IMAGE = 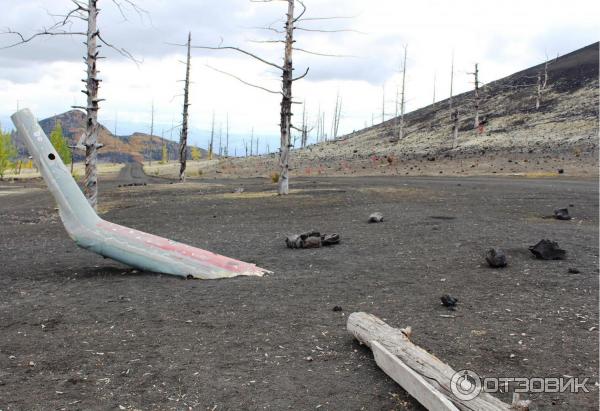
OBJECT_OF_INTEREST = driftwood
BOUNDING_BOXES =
[347,312,513,411]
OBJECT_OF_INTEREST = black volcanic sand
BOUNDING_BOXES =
[0,173,598,410]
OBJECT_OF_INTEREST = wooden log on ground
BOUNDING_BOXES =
[347,312,513,411]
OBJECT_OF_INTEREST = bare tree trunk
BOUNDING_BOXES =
[218,123,222,156]
[449,52,454,111]
[209,111,214,160]
[473,63,479,129]
[83,0,100,210]
[277,0,295,195]
[333,93,342,139]
[179,32,191,182]
[250,128,254,156]
[381,84,385,123]
[536,58,549,110]
[452,109,459,148]
[148,101,154,166]
[301,102,307,148]
[535,71,541,110]
[225,113,229,157]
[256,137,259,155]
[398,45,407,140]
[432,72,436,106]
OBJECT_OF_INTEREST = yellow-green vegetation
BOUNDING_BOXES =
[191,146,201,161]
[49,120,72,164]
[0,127,17,180]
[160,144,168,164]
[270,171,280,183]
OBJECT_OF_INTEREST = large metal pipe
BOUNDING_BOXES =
[11,108,270,279]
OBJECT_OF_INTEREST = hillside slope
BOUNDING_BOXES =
[17,110,209,163]
[209,42,598,179]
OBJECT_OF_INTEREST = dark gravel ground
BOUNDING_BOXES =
[0,171,598,410]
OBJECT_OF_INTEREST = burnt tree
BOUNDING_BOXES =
[1,0,141,210]
[179,32,192,182]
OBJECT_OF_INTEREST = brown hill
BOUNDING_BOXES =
[35,110,207,163]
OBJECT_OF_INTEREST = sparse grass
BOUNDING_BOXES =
[3,162,124,180]
[142,160,216,178]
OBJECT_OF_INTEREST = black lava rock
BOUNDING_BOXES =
[441,294,458,309]
[554,208,571,220]
[368,212,384,223]
[485,248,507,268]
[529,239,566,260]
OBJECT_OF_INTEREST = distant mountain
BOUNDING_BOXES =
[23,110,210,163]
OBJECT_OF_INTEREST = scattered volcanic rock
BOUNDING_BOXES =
[568,268,580,274]
[332,306,343,312]
[368,212,384,223]
[285,231,340,249]
[554,208,571,220]
[485,248,507,268]
[529,239,566,260]
[440,294,458,310]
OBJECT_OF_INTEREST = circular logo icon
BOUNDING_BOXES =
[450,369,482,401]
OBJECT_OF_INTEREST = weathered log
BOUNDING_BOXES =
[347,312,512,411]
[371,341,459,411]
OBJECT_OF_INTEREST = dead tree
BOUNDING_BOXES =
[1,0,141,210]
[470,63,480,128]
[432,72,436,106]
[449,51,454,111]
[451,108,459,148]
[186,0,348,194]
[209,111,215,160]
[449,52,458,144]
[430,73,436,129]
[300,102,313,147]
[256,137,259,155]
[179,32,191,182]
[331,92,342,139]
[535,57,550,110]
[148,101,154,166]
[381,84,386,123]
[250,128,254,156]
[398,45,408,140]
[218,123,222,156]
[225,114,230,157]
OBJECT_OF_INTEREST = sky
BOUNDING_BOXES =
[0,0,598,155]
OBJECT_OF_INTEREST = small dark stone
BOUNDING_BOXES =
[568,268,580,274]
[554,208,571,220]
[485,248,507,268]
[332,306,343,312]
[557,168,564,174]
[303,236,322,249]
[321,233,340,246]
[368,212,384,223]
[441,294,458,309]
[529,239,566,260]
